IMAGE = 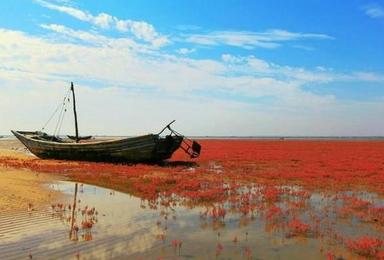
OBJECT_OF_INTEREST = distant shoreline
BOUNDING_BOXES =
[1,135,384,141]
[191,136,384,140]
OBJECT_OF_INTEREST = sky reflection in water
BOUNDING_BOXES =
[0,181,383,259]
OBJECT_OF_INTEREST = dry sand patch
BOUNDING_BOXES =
[0,162,64,213]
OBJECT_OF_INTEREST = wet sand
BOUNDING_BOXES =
[0,141,64,212]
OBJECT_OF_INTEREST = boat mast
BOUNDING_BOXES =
[70,82,79,143]
[69,183,78,240]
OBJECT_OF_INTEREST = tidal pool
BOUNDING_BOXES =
[0,181,383,259]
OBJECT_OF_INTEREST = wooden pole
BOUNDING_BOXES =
[70,82,79,143]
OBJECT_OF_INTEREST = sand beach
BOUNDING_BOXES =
[0,141,64,212]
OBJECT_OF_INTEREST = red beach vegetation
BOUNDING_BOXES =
[1,139,384,257]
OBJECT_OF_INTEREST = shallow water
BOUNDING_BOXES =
[0,181,383,259]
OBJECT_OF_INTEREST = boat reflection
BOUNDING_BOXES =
[49,183,98,243]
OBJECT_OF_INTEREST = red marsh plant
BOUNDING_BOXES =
[2,140,384,257]
[346,236,383,258]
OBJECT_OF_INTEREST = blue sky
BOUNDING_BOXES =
[0,0,383,135]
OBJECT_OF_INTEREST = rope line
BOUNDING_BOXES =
[41,102,63,132]
[56,99,68,137]
[41,87,71,136]
[53,96,66,136]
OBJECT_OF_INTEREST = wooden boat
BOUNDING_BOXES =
[67,135,92,141]
[12,130,184,162]
[12,83,200,162]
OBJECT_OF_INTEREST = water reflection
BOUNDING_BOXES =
[48,183,99,243]
[0,181,383,259]
[69,182,78,241]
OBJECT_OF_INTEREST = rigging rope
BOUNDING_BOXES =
[41,102,63,132]
[53,94,69,137]
[41,88,71,136]
[56,97,69,137]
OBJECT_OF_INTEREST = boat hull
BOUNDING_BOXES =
[11,131,183,163]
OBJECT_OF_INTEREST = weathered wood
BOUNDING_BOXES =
[12,130,183,162]
[67,135,92,141]
[70,82,79,143]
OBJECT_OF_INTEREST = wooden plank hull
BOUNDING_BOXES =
[11,130,183,163]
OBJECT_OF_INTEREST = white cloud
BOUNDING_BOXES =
[35,0,168,47]
[119,20,153,40]
[354,72,384,81]
[93,13,114,29]
[115,19,169,47]
[2,80,384,136]
[35,1,332,51]
[221,54,336,83]
[40,23,155,53]
[363,4,384,18]
[0,28,383,136]
[35,0,92,21]
[264,29,333,40]
[176,48,195,55]
[222,54,270,72]
[41,24,106,43]
[185,29,333,49]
